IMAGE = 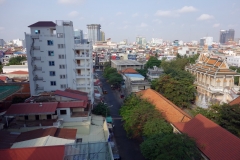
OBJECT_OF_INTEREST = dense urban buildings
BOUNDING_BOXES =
[25,20,94,102]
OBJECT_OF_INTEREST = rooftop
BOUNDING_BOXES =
[28,21,56,27]
[0,85,22,101]
[121,68,138,74]
[5,102,58,116]
[125,74,145,78]
[57,101,87,108]
[54,90,88,101]
[7,71,29,74]
[173,114,240,160]
[138,89,192,123]
[111,60,143,65]
[0,130,19,149]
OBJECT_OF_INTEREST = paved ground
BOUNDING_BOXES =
[97,71,145,160]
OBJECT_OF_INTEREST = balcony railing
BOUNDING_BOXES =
[33,46,40,50]
[31,35,39,39]
[75,54,90,58]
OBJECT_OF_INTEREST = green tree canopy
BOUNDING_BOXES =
[120,94,165,138]
[140,133,201,160]
[92,102,110,117]
[145,56,161,69]
[8,56,26,65]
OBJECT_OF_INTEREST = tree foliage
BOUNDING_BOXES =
[152,56,197,108]
[137,56,161,78]
[8,56,26,65]
[140,133,201,160]
[92,102,110,117]
[120,94,170,138]
[229,66,240,85]
[191,104,240,137]
[103,66,123,86]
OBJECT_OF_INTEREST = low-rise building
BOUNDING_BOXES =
[226,56,240,67]
[111,60,144,71]
[2,65,28,73]
[147,66,163,81]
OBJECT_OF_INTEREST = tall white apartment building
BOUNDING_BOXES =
[87,24,101,44]
[25,20,94,102]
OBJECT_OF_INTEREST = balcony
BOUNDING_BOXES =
[75,54,90,59]
[32,57,41,61]
[33,75,43,81]
[76,74,90,78]
[33,66,42,71]
[74,44,91,50]
[75,63,90,68]
[76,83,91,88]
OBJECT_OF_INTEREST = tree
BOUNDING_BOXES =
[108,72,123,86]
[103,67,117,78]
[12,96,27,104]
[140,133,201,160]
[120,95,163,138]
[143,118,172,137]
[145,56,161,69]
[92,102,110,117]
[8,56,26,65]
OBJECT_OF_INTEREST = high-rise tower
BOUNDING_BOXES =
[87,24,101,44]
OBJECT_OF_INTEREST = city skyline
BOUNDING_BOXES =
[0,0,240,42]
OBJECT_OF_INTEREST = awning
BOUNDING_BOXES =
[106,116,113,123]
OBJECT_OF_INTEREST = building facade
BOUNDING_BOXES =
[87,24,101,44]
[74,29,83,44]
[100,31,105,41]
[25,20,94,102]
[185,53,240,108]
[219,29,235,44]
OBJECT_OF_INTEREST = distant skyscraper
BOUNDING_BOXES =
[151,38,163,45]
[0,39,5,47]
[100,31,105,41]
[200,37,213,46]
[87,24,101,44]
[136,36,146,45]
[219,29,235,44]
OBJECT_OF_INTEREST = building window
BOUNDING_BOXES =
[48,51,54,56]
[59,55,65,59]
[35,30,40,34]
[60,110,67,115]
[60,75,66,79]
[50,81,56,86]
[76,138,82,143]
[59,65,66,69]
[58,44,65,48]
[61,84,67,88]
[47,40,54,45]
[57,33,64,38]
[49,61,55,66]
[49,71,55,76]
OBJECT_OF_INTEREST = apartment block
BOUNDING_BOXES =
[25,20,94,102]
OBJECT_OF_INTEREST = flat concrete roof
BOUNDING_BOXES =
[111,60,143,65]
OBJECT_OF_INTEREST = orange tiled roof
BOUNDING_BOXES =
[138,89,192,123]
[8,71,29,74]
[173,114,240,160]
[122,68,138,74]
[229,96,240,105]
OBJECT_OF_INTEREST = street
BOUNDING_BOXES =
[97,71,145,160]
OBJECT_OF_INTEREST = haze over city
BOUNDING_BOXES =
[0,0,239,42]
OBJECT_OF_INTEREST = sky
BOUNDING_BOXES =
[0,0,240,43]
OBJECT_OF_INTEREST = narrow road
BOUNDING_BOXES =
[97,71,145,160]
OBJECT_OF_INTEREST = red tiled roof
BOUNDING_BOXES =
[8,71,29,74]
[15,127,77,142]
[54,128,77,140]
[15,128,57,142]
[229,96,240,105]
[57,101,87,108]
[55,90,88,101]
[138,89,192,123]
[5,102,58,116]
[122,68,138,74]
[0,145,65,160]
[65,88,88,95]
[28,21,56,27]
[0,76,7,81]
[173,114,240,160]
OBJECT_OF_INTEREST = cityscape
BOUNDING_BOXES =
[0,0,240,160]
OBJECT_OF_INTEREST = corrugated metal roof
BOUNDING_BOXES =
[173,114,240,160]
[5,102,58,116]
[11,136,75,148]
[55,90,88,101]
[58,101,87,108]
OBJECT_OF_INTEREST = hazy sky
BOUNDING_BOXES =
[0,0,239,43]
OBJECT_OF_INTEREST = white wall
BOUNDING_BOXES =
[57,108,88,122]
